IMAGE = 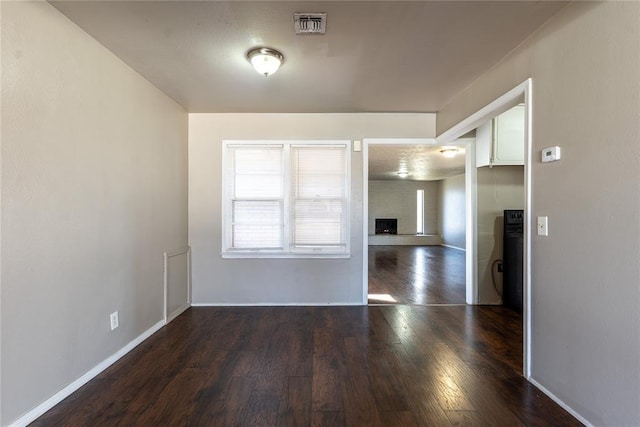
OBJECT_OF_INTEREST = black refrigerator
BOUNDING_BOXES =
[503,210,523,313]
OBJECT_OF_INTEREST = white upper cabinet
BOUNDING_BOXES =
[476,104,525,167]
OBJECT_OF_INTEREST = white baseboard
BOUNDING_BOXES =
[9,320,166,427]
[528,377,592,427]
[191,302,363,307]
[441,244,465,251]
[167,303,191,323]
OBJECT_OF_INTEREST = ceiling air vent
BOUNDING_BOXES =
[294,13,326,35]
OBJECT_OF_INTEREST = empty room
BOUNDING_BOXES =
[2,1,639,426]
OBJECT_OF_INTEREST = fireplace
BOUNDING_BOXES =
[375,218,398,235]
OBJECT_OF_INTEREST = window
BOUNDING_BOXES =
[228,146,283,249]
[223,141,350,257]
[416,189,424,234]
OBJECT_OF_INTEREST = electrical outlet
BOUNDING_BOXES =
[110,311,119,331]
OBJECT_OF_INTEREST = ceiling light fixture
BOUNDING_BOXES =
[440,147,459,158]
[397,171,409,178]
[247,47,284,77]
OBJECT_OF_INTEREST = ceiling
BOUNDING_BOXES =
[49,1,559,181]
[49,1,567,113]
[369,143,466,181]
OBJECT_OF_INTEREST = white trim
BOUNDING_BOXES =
[187,244,192,310]
[9,320,166,427]
[283,143,291,252]
[416,189,425,234]
[165,246,190,258]
[464,140,478,304]
[436,78,533,379]
[167,303,191,323]
[523,81,533,378]
[221,139,232,252]
[221,252,350,259]
[221,140,351,257]
[528,378,593,427]
[163,246,191,324]
[191,302,362,307]
[362,138,437,146]
[436,80,531,144]
[163,252,168,320]
[362,141,370,305]
[441,244,465,252]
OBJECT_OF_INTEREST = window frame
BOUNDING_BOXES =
[416,189,425,235]
[222,140,351,259]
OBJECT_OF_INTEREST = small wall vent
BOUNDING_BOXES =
[294,13,326,34]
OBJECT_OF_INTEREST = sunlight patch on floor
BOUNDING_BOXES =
[368,293,397,303]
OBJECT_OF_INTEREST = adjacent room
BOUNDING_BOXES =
[367,142,468,305]
[2,1,639,426]
[367,103,526,308]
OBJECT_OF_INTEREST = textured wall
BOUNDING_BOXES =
[439,173,466,250]
[189,113,435,305]
[368,180,439,236]
[1,3,188,424]
[437,2,640,424]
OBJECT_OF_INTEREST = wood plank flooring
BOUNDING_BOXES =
[368,245,466,305]
[33,306,581,426]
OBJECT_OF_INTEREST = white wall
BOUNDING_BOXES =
[1,2,188,424]
[476,166,524,304]
[437,2,640,425]
[368,180,439,235]
[189,113,435,304]
[439,173,466,250]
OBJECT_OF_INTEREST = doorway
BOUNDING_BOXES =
[363,138,470,306]
[362,80,533,376]
[434,79,533,377]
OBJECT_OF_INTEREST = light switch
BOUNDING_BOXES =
[537,216,548,236]
[353,140,362,152]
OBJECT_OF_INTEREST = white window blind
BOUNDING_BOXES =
[223,141,350,257]
[228,146,283,249]
[291,146,347,251]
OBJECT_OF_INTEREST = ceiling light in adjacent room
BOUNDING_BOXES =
[397,171,409,178]
[247,47,284,77]
[440,147,459,158]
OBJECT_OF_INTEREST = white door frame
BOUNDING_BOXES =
[436,78,533,378]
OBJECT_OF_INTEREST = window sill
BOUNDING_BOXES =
[221,252,351,259]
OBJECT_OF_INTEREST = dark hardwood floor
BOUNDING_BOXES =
[368,245,466,305]
[33,306,580,426]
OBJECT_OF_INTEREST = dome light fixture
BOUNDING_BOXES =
[247,47,284,77]
[397,171,409,178]
[440,147,459,158]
